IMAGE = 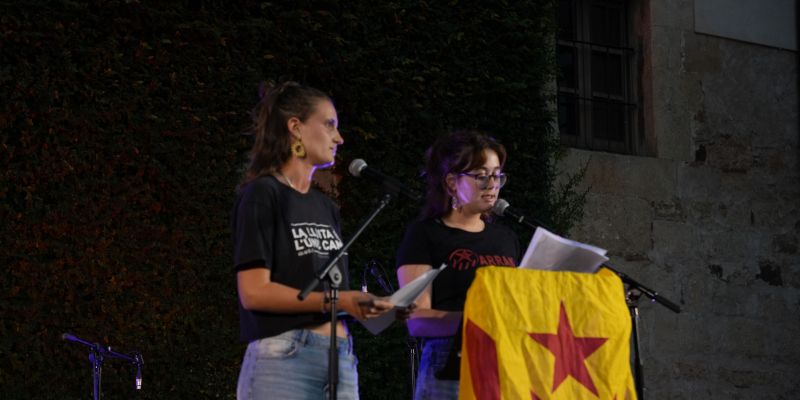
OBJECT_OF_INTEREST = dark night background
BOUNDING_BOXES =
[0,1,585,398]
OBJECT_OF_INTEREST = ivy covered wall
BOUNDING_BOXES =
[0,1,580,398]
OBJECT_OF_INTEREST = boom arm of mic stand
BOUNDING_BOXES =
[63,333,145,395]
[507,212,543,231]
[298,192,393,300]
[63,333,141,363]
[497,212,681,314]
[601,264,681,313]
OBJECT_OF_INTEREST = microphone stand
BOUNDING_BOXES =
[62,333,144,400]
[501,210,681,310]
[407,336,420,396]
[366,260,418,396]
[499,211,681,400]
[598,259,680,400]
[627,288,645,400]
[298,192,394,400]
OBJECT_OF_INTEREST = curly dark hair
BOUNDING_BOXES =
[421,130,507,219]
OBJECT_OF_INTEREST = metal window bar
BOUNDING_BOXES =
[557,0,637,154]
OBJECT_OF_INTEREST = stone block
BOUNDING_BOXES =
[708,316,800,362]
[568,193,653,259]
[705,136,753,173]
[670,359,711,382]
[771,233,798,254]
[651,26,686,73]
[715,362,798,394]
[749,196,800,230]
[557,148,678,200]
[682,198,756,229]
[642,356,706,399]
[637,259,683,290]
[696,42,797,147]
[652,197,686,222]
[652,82,695,161]
[702,228,766,260]
[673,161,714,199]
[684,34,723,74]
[684,200,716,224]
[648,353,800,399]
[708,283,798,324]
[753,146,799,179]
[679,267,721,310]
[720,200,760,229]
[676,163,760,204]
[782,258,800,289]
[651,220,698,259]
[651,0,694,30]
[643,308,713,354]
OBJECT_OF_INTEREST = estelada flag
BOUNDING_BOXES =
[459,267,636,400]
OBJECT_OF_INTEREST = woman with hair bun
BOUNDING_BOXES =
[232,81,396,400]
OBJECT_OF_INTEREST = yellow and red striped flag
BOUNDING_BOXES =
[459,267,636,400]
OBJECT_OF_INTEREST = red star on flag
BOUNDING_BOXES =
[529,301,608,396]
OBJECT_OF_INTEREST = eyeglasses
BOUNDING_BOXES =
[459,172,507,189]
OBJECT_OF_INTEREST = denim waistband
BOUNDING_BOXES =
[422,336,454,344]
[421,336,454,350]
[271,329,353,355]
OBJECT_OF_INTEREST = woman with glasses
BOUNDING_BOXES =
[395,130,520,400]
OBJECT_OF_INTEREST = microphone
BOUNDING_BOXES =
[361,266,368,292]
[348,159,421,202]
[361,260,395,294]
[61,332,95,349]
[135,353,143,390]
[62,332,78,342]
[368,261,395,294]
[491,199,543,231]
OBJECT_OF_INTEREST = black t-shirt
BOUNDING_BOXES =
[232,175,348,342]
[395,218,520,312]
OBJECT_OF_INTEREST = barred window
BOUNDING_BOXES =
[557,0,638,154]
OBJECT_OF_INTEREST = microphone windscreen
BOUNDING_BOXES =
[492,198,510,216]
[348,159,367,177]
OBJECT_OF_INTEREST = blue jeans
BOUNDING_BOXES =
[414,337,459,400]
[237,329,359,400]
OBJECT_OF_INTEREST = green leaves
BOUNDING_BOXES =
[0,1,586,399]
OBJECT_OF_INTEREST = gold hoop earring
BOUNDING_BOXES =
[291,139,306,158]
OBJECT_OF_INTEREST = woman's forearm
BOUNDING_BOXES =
[406,309,463,337]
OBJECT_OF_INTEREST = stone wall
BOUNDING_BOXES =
[556,1,799,398]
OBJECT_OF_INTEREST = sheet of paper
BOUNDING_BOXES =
[519,227,608,273]
[360,263,447,335]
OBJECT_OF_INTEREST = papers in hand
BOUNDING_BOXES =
[518,227,608,273]
[360,263,447,335]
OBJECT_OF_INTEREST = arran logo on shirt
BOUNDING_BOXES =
[290,222,343,257]
[448,249,515,271]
